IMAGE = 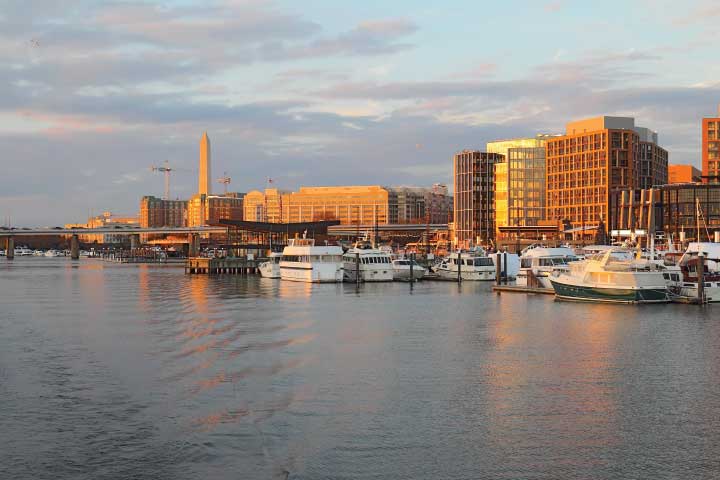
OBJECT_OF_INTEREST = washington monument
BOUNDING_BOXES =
[199,132,211,195]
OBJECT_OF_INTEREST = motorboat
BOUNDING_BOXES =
[343,240,393,282]
[392,258,426,281]
[279,237,344,283]
[259,252,282,279]
[676,242,720,302]
[44,249,62,257]
[549,247,672,304]
[517,246,578,288]
[14,247,34,256]
[433,250,496,281]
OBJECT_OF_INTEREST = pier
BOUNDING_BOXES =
[185,257,261,275]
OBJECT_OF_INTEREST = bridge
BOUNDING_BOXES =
[0,226,228,260]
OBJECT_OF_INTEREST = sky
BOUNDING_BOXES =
[2,0,720,226]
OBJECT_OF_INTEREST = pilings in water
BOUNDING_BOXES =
[6,236,14,260]
[70,234,80,260]
[185,257,260,275]
[188,234,200,258]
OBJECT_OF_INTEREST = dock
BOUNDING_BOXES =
[492,285,555,295]
[185,257,262,274]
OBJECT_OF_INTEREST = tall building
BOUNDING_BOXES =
[140,196,187,228]
[487,135,552,237]
[199,132,211,196]
[187,193,244,227]
[453,151,503,248]
[702,112,720,183]
[242,185,451,225]
[668,164,702,184]
[545,116,668,238]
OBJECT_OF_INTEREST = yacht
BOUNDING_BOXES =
[14,247,34,256]
[433,250,496,281]
[517,246,578,289]
[549,248,672,304]
[44,249,62,257]
[279,237,344,283]
[676,242,720,302]
[392,258,426,281]
[259,252,282,279]
[488,252,520,279]
[343,240,394,282]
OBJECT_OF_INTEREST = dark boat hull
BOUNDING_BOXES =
[550,279,670,304]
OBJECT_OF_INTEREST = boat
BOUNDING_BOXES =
[676,242,720,302]
[259,252,282,279]
[0,249,5,257]
[549,247,672,304]
[14,247,33,256]
[342,240,394,282]
[433,250,496,281]
[516,246,578,288]
[392,258,427,281]
[44,249,62,257]
[279,237,344,283]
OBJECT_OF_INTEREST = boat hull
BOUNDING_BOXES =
[550,279,670,304]
[679,284,720,303]
[434,268,495,281]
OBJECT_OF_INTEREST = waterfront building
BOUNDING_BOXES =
[702,111,720,183]
[453,150,503,248]
[64,212,139,243]
[487,135,552,238]
[668,164,702,184]
[546,116,668,240]
[140,196,187,228]
[611,183,720,245]
[199,132,211,196]
[187,193,244,227]
[243,185,450,226]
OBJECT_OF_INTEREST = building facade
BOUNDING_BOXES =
[64,212,139,243]
[140,196,187,228]
[545,116,668,238]
[702,116,720,183]
[453,150,503,248]
[668,164,702,184]
[611,184,720,245]
[187,193,244,227]
[488,136,551,236]
[242,185,451,226]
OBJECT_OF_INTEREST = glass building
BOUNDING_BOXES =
[487,136,551,238]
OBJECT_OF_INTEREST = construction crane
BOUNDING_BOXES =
[217,172,231,194]
[150,160,173,200]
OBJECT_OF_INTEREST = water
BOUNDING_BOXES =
[1,258,719,479]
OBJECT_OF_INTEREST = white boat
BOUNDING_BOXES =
[259,252,282,279]
[279,238,344,283]
[14,247,33,256]
[44,249,62,257]
[343,240,394,282]
[549,248,672,304]
[0,249,5,256]
[517,246,578,288]
[433,251,496,281]
[32,249,45,256]
[392,258,426,281]
[676,242,720,302]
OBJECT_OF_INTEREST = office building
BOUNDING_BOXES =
[546,116,668,239]
[243,185,451,226]
[702,112,720,183]
[668,164,702,184]
[187,193,244,227]
[487,135,552,237]
[453,150,503,247]
[140,196,187,228]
